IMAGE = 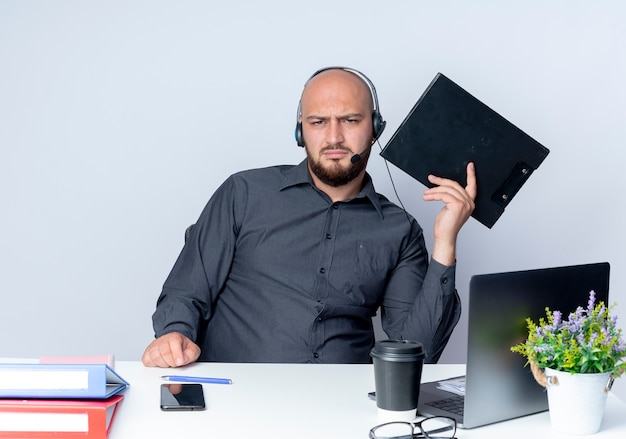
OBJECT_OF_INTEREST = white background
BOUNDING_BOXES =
[1,1,625,398]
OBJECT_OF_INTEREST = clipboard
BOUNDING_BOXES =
[380,73,550,228]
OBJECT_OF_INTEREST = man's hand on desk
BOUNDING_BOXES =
[142,332,201,367]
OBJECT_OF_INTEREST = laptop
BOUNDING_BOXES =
[417,262,610,429]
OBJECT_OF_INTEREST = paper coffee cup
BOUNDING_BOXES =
[370,339,426,421]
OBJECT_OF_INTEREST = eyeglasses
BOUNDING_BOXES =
[369,416,457,439]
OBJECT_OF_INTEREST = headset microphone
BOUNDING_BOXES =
[350,147,368,164]
[350,138,378,164]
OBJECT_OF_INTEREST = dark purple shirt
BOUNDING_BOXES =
[151,160,460,363]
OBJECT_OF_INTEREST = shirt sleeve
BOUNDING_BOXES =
[379,221,461,363]
[151,176,241,342]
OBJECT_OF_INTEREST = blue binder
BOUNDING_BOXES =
[0,363,129,399]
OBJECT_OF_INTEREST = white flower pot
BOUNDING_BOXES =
[544,367,614,435]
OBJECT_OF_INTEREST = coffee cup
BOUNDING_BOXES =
[370,339,426,422]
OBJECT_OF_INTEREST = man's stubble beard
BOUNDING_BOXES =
[307,146,370,187]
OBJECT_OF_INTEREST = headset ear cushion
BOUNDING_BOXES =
[294,121,304,147]
[372,112,386,141]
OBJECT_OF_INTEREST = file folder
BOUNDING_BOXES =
[39,354,115,369]
[0,394,123,439]
[0,363,128,399]
[380,73,550,228]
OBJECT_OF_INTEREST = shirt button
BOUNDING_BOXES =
[326,233,332,239]
[332,204,339,209]
[313,352,320,358]
[320,267,326,274]
[442,277,448,284]
[317,316,323,321]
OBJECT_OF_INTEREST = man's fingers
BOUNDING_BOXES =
[166,336,187,367]
[465,162,477,201]
[142,333,199,368]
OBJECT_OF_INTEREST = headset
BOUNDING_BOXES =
[294,66,386,147]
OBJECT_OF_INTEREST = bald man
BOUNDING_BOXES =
[143,67,476,367]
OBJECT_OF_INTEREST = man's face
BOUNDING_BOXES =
[299,70,374,187]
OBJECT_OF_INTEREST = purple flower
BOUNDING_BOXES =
[613,340,626,354]
[511,290,626,376]
[588,290,596,312]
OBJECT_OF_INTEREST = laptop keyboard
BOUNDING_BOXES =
[426,395,465,416]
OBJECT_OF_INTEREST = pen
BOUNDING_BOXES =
[161,375,233,385]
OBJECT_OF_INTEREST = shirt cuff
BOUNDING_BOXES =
[428,258,457,296]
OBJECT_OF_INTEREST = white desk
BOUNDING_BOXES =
[106,361,626,439]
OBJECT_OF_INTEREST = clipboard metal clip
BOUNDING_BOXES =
[491,161,534,209]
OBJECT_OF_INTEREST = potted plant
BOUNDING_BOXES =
[511,290,626,435]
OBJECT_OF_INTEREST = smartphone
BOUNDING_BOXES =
[160,383,206,411]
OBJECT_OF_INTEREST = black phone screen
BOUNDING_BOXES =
[160,383,206,411]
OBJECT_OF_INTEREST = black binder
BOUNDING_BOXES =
[380,73,550,228]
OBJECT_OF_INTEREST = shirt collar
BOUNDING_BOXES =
[280,159,384,219]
